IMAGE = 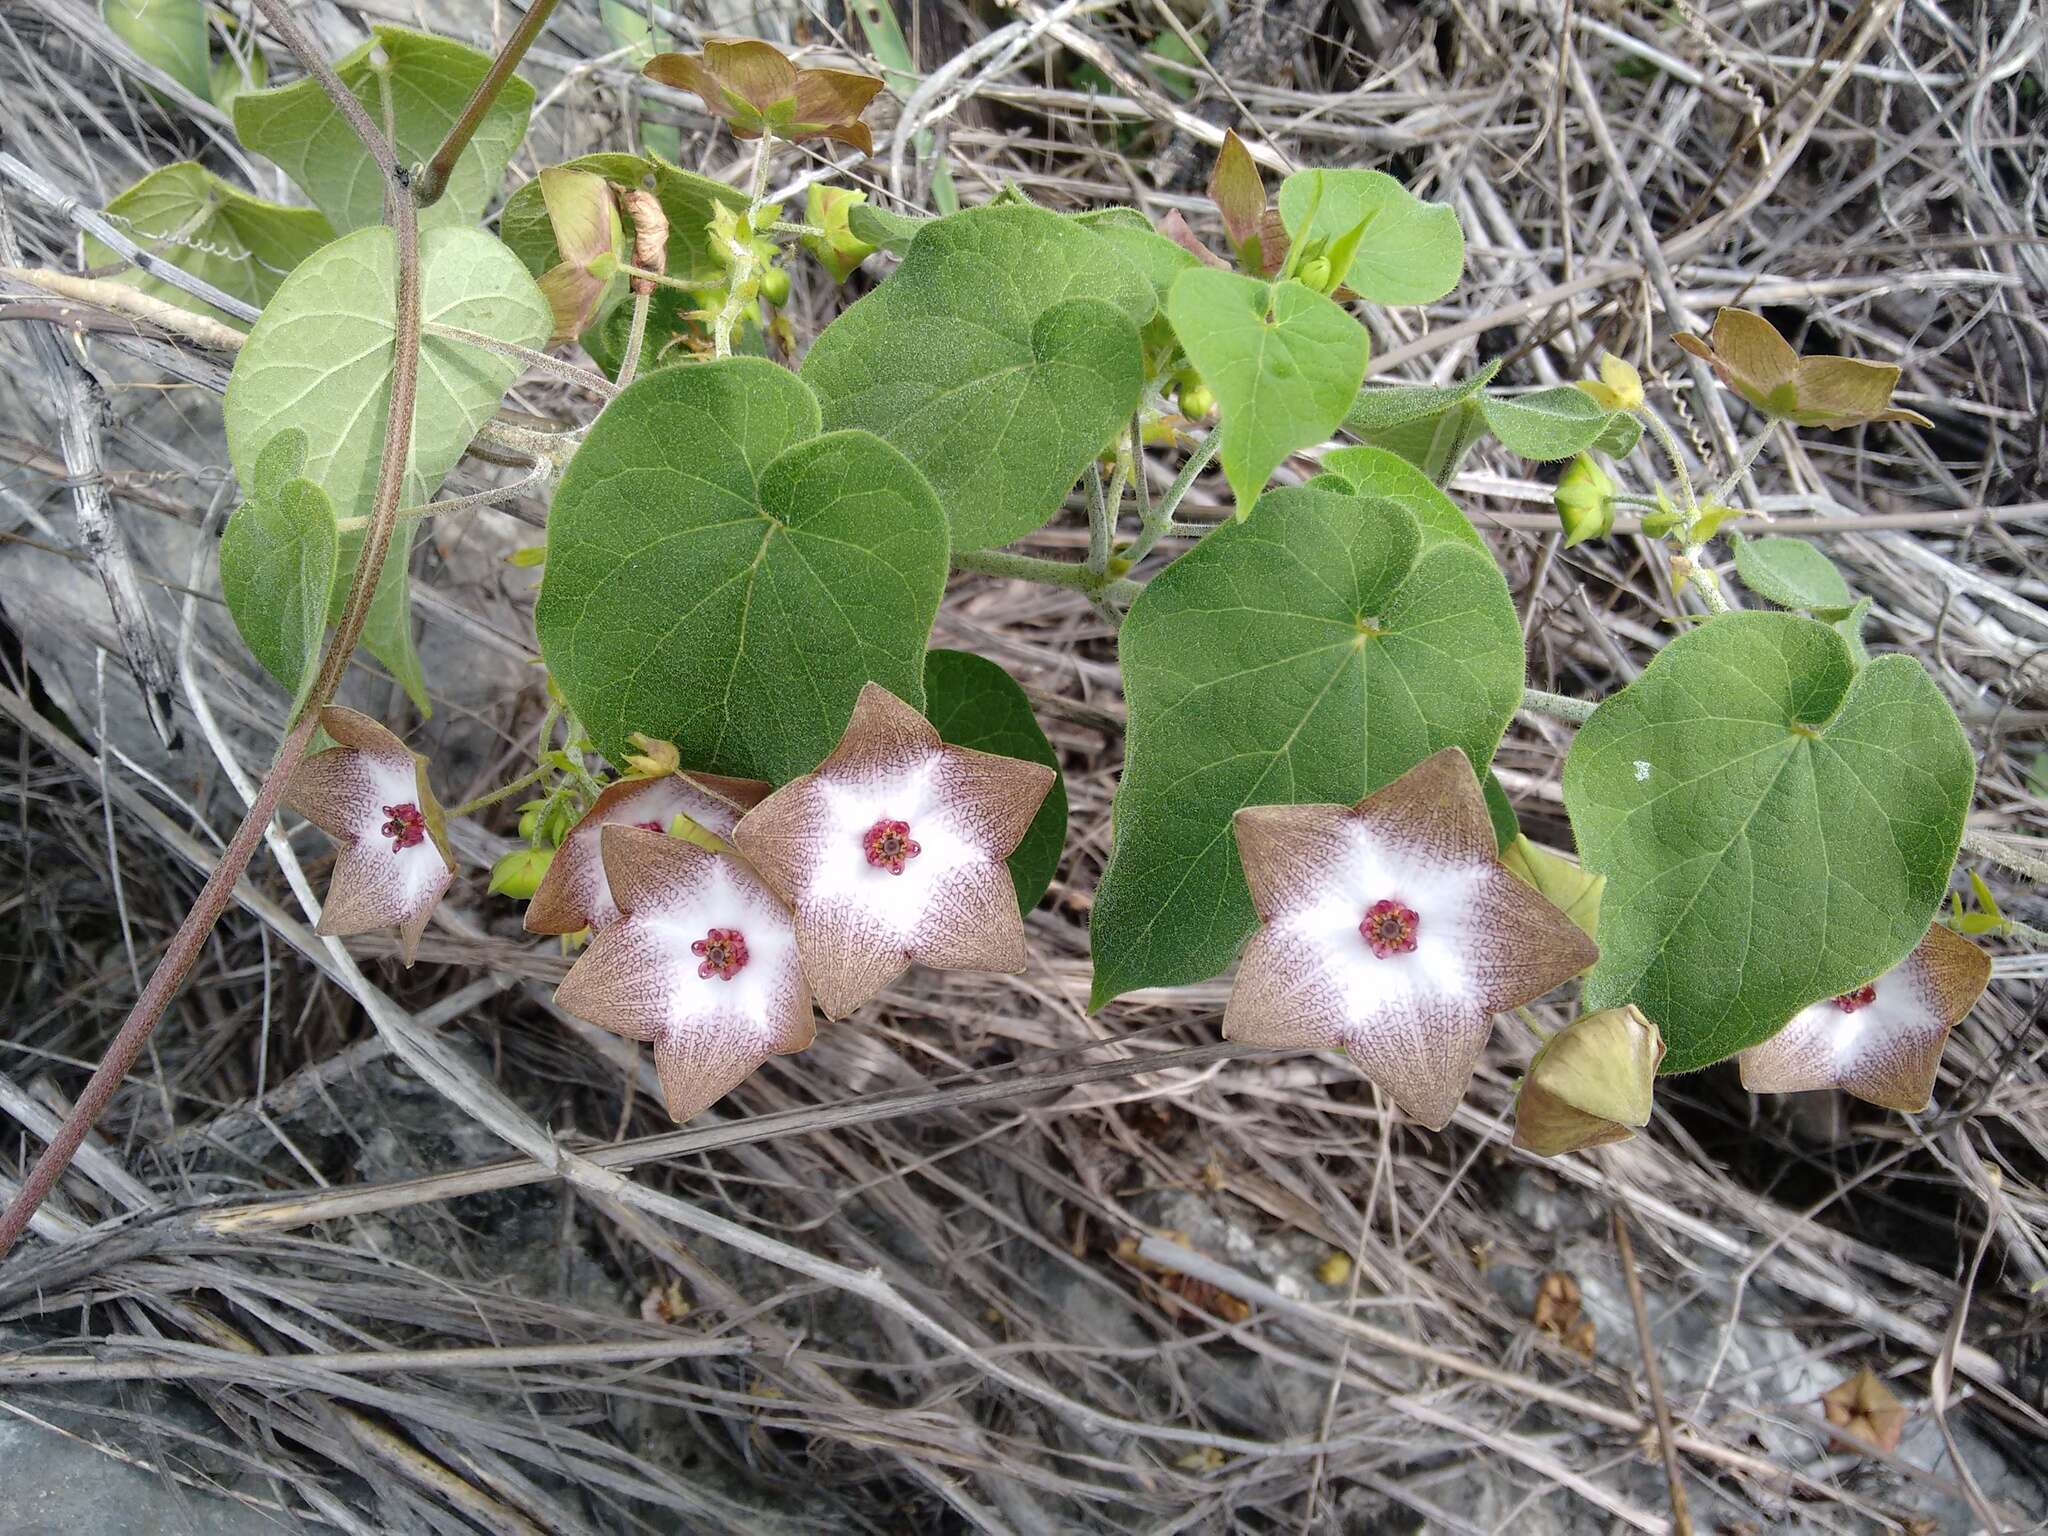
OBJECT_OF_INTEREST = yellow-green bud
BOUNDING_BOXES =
[1512,1006,1663,1157]
[517,804,542,842]
[1554,455,1616,548]
[489,846,554,900]
[761,266,790,307]
[1297,256,1332,292]
[1178,378,1216,419]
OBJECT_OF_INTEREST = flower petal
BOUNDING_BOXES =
[790,67,884,131]
[526,772,769,936]
[1738,924,1989,1111]
[734,682,1053,1018]
[555,826,812,1121]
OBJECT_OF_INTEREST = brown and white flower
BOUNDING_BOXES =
[733,683,1056,1020]
[285,706,455,967]
[525,770,769,936]
[1225,748,1600,1130]
[1738,923,1990,1112]
[555,826,813,1121]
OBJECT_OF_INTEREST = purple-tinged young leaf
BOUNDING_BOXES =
[526,770,771,936]
[555,826,813,1121]
[1738,923,1990,1112]
[284,707,454,967]
[1225,748,1599,1130]
[1208,130,1268,261]
[734,683,1055,1020]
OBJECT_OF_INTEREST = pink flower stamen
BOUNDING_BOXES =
[634,820,666,833]
[1360,898,1420,959]
[863,818,921,875]
[1832,983,1878,1013]
[380,802,426,852]
[690,927,749,981]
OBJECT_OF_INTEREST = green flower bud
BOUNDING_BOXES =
[1178,377,1216,419]
[517,803,543,842]
[1296,256,1332,293]
[1512,1006,1663,1157]
[761,266,790,307]
[1554,455,1616,548]
[489,846,554,900]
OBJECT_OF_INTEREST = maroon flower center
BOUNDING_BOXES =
[1831,983,1878,1013]
[1360,898,1420,959]
[634,820,665,833]
[380,802,426,852]
[690,927,749,981]
[863,818,921,875]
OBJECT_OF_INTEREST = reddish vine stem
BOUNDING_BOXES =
[413,0,561,209]
[0,0,435,1262]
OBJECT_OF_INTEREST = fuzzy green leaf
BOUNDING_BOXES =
[1072,207,1201,309]
[1090,452,1525,1005]
[218,429,337,707]
[223,226,551,711]
[84,162,334,325]
[234,24,534,233]
[1275,168,1464,305]
[102,0,210,99]
[1730,533,1856,617]
[1167,268,1369,516]
[1563,612,1974,1072]
[1479,387,1618,461]
[1343,359,1502,437]
[800,204,1150,551]
[844,202,929,253]
[1484,769,1520,851]
[924,649,1068,912]
[536,358,950,781]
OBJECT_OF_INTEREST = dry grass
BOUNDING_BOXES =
[2,0,2045,1530]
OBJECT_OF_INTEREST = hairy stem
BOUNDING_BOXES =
[613,286,653,391]
[413,0,561,209]
[712,133,776,359]
[0,0,428,1261]
[449,765,547,820]
[1519,687,1600,725]
[1125,430,1220,567]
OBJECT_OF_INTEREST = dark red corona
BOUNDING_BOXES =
[380,802,426,852]
[691,927,749,981]
[863,818,920,874]
[1360,898,1419,958]
[1831,983,1878,1013]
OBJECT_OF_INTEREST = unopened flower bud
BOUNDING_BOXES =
[1296,256,1331,293]
[489,846,555,899]
[1178,374,1216,419]
[1513,1006,1663,1157]
[761,265,790,307]
[1554,455,1616,548]
[622,732,679,779]
[616,184,669,295]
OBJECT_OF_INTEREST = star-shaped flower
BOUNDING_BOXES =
[1224,748,1601,1130]
[1737,923,1990,1112]
[1674,307,1934,430]
[645,40,884,154]
[284,706,455,967]
[1820,1367,1908,1455]
[526,769,770,937]
[733,683,1056,1019]
[554,826,813,1121]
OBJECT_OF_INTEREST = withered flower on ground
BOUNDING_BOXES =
[526,769,770,936]
[1738,924,1990,1112]
[1225,748,1599,1130]
[645,39,883,154]
[285,706,455,967]
[1674,307,1934,429]
[734,683,1055,1020]
[1821,1366,1908,1454]
[554,825,813,1121]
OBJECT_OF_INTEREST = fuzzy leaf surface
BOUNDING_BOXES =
[234,24,533,232]
[218,429,337,706]
[223,226,550,709]
[1563,612,1973,1071]
[536,358,949,781]
[800,204,1149,551]
[1091,452,1525,1004]
[1275,168,1464,305]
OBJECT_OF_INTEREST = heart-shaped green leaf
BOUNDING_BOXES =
[1275,168,1464,305]
[1563,612,1973,1072]
[536,358,950,781]
[924,649,1068,913]
[219,429,336,708]
[800,204,1150,551]
[1731,533,1856,617]
[1090,451,1525,1005]
[1166,268,1369,516]
[223,226,551,710]
[84,163,335,325]
[234,24,534,233]
[102,0,210,100]
[1480,387,1622,461]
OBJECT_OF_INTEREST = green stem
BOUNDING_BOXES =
[712,133,776,360]
[613,286,653,392]
[1085,461,1112,578]
[423,321,614,396]
[1709,424,1775,506]
[449,765,547,820]
[1637,406,1729,614]
[1125,431,1220,566]
[414,0,561,208]
[1520,687,1599,725]
[954,548,1103,590]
